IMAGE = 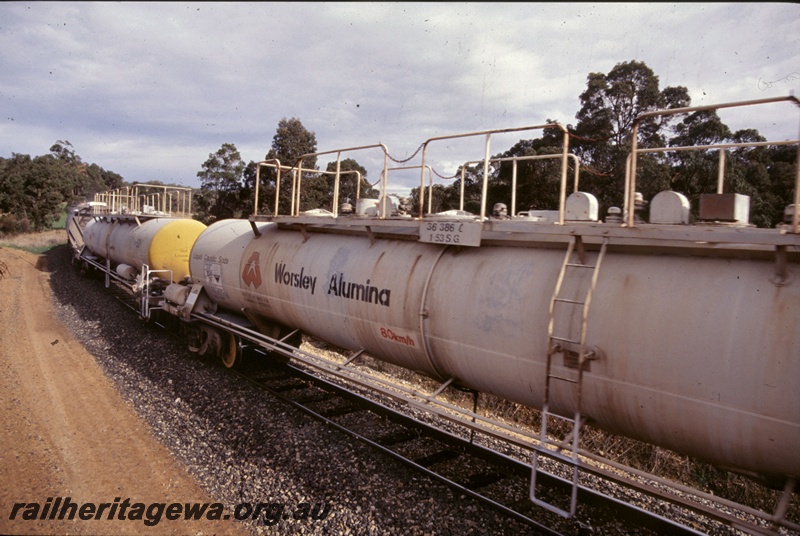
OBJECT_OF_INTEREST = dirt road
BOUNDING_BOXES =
[0,248,241,535]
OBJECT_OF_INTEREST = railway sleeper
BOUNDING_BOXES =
[413,449,462,467]
[373,429,420,447]
[461,471,507,491]
[317,404,363,419]
[291,391,337,405]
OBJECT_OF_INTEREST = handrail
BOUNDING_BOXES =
[295,144,390,217]
[627,95,800,231]
[253,160,364,217]
[295,167,362,217]
[419,123,570,221]
[93,184,193,217]
[381,165,433,214]
[253,159,288,217]
[459,153,581,218]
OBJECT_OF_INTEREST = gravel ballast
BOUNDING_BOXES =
[46,245,539,535]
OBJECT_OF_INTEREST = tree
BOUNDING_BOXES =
[86,163,124,191]
[24,157,66,230]
[667,112,794,227]
[763,144,799,227]
[297,158,374,213]
[261,118,318,215]
[410,126,567,217]
[666,110,735,206]
[0,141,126,233]
[50,140,81,165]
[411,60,790,226]
[408,159,482,217]
[194,143,246,224]
[493,132,568,215]
[409,183,455,216]
[0,154,30,217]
[48,141,121,205]
[570,60,691,215]
[240,160,261,216]
[0,154,66,231]
[328,158,375,204]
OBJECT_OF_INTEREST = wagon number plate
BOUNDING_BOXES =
[419,221,482,247]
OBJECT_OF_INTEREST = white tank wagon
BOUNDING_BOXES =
[68,96,799,529]
[82,216,206,282]
[66,201,108,252]
[186,216,800,484]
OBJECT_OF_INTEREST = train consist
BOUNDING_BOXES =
[67,97,799,530]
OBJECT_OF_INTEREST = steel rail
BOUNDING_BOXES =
[234,364,564,535]
[236,359,705,535]
[193,310,798,535]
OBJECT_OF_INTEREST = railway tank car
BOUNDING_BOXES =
[70,184,202,284]
[82,216,206,282]
[186,207,799,484]
[70,96,800,530]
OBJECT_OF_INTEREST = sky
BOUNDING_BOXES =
[1,2,799,197]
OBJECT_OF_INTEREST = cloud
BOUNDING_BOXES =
[1,2,798,195]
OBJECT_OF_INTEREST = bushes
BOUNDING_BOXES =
[0,213,31,236]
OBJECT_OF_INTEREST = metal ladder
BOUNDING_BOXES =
[139,265,173,320]
[531,236,608,517]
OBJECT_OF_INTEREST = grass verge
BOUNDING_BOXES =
[0,229,66,254]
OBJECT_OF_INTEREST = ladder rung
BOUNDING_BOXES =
[535,446,582,465]
[565,262,596,269]
[553,298,585,305]
[550,336,581,345]
[548,374,578,383]
[540,436,581,452]
[543,413,576,425]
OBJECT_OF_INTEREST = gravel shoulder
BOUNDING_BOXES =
[0,244,537,536]
[0,247,243,535]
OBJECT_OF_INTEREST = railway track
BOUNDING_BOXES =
[82,264,796,535]
[235,354,705,536]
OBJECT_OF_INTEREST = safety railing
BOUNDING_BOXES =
[626,95,800,232]
[382,165,433,215]
[140,265,173,320]
[92,184,193,217]
[457,153,581,218]
[418,123,570,221]
[252,159,365,217]
[253,159,290,217]
[292,144,390,218]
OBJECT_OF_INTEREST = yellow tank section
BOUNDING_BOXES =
[148,219,207,281]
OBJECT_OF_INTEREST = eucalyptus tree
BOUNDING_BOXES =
[668,110,793,227]
[303,157,373,213]
[491,130,568,215]
[260,117,318,215]
[47,141,121,205]
[569,60,690,215]
[194,143,246,224]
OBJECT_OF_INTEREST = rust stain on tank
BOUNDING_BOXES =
[621,273,636,292]
[401,254,424,313]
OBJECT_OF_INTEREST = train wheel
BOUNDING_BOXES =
[219,333,243,369]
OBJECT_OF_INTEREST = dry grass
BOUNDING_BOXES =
[0,229,66,254]
[331,349,799,526]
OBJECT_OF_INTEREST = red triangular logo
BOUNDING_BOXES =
[242,251,262,288]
